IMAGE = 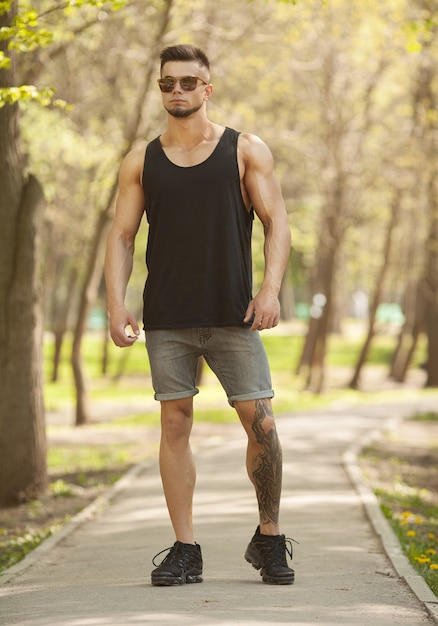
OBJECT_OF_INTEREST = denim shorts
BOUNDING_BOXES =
[145,327,274,406]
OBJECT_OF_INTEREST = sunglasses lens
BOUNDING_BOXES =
[180,77,198,91]
[158,79,175,92]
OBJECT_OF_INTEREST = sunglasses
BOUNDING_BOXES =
[157,75,208,93]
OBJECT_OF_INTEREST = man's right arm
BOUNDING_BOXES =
[104,148,145,347]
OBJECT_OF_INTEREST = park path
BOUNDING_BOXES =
[1,399,438,625]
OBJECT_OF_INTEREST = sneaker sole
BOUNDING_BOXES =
[151,571,203,586]
[245,547,294,585]
[261,571,294,585]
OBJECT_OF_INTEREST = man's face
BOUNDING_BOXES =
[159,60,211,119]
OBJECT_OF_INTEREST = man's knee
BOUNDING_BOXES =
[234,398,276,434]
[161,398,193,438]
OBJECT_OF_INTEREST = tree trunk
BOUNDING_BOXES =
[279,262,294,321]
[297,204,340,393]
[390,281,424,383]
[410,24,438,387]
[0,5,47,504]
[52,266,78,382]
[423,173,438,387]
[101,312,110,375]
[73,211,112,425]
[349,190,400,389]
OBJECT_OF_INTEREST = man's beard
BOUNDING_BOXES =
[165,102,203,118]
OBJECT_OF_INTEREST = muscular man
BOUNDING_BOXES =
[104,44,294,586]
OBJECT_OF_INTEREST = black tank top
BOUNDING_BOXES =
[141,127,254,330]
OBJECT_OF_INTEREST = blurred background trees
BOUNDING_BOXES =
[1,0,437,504]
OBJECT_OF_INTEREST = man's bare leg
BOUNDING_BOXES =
[234,398,282,535]
[235,397,294,584]
[159,397,196,544]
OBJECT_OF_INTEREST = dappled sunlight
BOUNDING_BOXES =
[280,492,361,507]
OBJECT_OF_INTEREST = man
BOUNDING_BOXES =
[104,44,294,586]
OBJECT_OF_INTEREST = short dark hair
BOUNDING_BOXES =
[159,44,210,75]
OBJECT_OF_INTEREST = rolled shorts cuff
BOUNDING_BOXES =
[154,388,200,402]
[227,389,274,407]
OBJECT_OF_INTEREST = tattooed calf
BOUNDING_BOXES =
[251,399,282,526]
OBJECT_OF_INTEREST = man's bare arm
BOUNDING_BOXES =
[104,149,145,347]
[240,133,291,331]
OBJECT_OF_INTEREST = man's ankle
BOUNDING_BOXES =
[259,523,280,536]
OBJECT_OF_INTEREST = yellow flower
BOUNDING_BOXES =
[406,530,416,537]
[402,511,412,518]
[415,557,430,564]
[415,517,423,525]
[428,533,436,540]
[430,564,438,570]
[427,549,437,556]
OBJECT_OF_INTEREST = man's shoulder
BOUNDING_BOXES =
[128,145,148,163]
[238,131,265,148]
[119,146,147,185]
[237,132,272,164]
[125,145,147,168]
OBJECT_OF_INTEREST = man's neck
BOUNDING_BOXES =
[164,114,216,148]
[159,117,225,167]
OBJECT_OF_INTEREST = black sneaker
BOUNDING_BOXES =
[151,541,203,586]
[245,526,295,585]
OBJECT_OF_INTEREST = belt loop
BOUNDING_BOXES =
[198,327,212,345]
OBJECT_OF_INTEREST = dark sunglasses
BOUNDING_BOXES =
[157,75,208,93]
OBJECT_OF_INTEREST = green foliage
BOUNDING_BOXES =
[0,0,127,107]
[403,11,438,54]
[0,84,69,107]
[1,8,53,53]
[411,411,438,422]
[0,1,12,15]
[0,0,128,49]
[0,439,131,574]
[364,409,438,597]
[47,443,133,474]
[380,505,438,596]
[0,50,10,68]
[49,479,77,497]
[111,408,234,427]
[0,524,62,573]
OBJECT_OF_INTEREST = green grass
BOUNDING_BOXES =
[411,411,438,422]
[0,442,140,575]
[0,525,63,573]
[44,335,150,411]
[328,332,427,368]
[47,443,136,474]
[110,406,237,427]
[380,501,438,596]
[366,411,438,596]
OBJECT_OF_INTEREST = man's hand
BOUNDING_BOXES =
[109,307,140,347]
[243,288,280,331]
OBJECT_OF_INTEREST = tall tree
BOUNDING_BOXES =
[411,1,438,386]
[0,3,47,505]
[0,0,127,503]
[349,190,401,389]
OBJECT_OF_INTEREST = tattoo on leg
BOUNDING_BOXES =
[251,399,282,526]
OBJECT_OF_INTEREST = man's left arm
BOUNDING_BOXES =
[240,133,291,331]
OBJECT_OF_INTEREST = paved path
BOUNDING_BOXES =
[1,400,438,625]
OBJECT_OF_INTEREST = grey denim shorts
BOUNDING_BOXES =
[145,326,274,406]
